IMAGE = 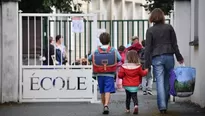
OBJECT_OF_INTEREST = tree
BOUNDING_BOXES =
[19,0,88,13]
[43,0,73,13]
[142,0,174,15]
[19,0,53,13]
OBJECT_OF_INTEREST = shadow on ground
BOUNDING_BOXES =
[0,90,204,116]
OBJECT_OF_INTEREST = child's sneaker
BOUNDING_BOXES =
[125,109,130,113]
[103,106,109,114]
[147,90,153,95]
[143,91,147,95]
[133,106,138,114]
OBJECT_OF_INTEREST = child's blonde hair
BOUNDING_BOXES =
[126,50,140,65]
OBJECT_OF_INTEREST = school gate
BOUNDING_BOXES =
[19,13,98,103]
[19,12,171,102]
[42,19,170,64]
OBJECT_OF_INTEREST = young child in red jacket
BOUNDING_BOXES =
[116,45,126,90]
[118,50,148,114]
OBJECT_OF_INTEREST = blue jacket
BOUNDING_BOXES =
[56,49,65,65]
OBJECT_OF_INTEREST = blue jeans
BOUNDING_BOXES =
[152,54,174,111]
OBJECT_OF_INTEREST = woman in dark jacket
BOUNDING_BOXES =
[144,8,184,114]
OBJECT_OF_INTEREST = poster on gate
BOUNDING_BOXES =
[97,29,106,47]
[72,17,84,33]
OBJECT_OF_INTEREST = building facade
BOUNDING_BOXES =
[75,0,149,20]
[174,0,205,108]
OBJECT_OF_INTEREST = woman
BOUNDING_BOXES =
[144,8,184,114]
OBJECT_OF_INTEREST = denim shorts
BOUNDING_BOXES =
[97,76,115,94]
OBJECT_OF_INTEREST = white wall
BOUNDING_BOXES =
[102,0,112,20]
[190,0,205,108]
[174,0,205,108]
[113,0,122,19]
[174,1,191,66]
[134,3,143,19]
[124,1,133,20]
[89,0,149,20]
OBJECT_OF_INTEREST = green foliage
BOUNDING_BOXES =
[19,0,52,13]
[43,0,72,13]
[142,0,174,15]
[19,0,89,13]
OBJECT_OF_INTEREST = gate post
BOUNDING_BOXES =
[91,14,100,103]
[0,1,19,103]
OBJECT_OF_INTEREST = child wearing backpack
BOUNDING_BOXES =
[140,40,154,95]
[118,50,148,114]
[88,32,121,115]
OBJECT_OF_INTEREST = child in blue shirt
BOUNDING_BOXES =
[88,32,121,114]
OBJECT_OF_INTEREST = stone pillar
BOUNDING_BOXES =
[0,1,19,103]
[194,0,205,108]
[0,3,2,103]
[174,0,191,66]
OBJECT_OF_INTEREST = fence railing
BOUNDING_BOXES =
[21,18,170,66]
[45,19,170,47]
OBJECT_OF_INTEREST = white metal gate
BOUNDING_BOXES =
[19,13,98,103]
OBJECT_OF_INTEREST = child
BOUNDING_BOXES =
[118,50,148,114]
[125,36,142,52]
[140,40,154,95]
[116,45,126,90]
[118,45,126,64]
[88,32,121,114]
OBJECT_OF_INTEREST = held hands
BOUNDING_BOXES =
[178,59,184,64]
[144,69,149,72]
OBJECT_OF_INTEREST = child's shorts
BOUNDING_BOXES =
[97,76,115,94]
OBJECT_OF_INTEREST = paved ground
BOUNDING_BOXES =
[0,90,205,116]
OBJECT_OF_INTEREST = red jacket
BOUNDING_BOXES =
[118,63,148,86]
[119,51,125,64]
[125,42,142,52]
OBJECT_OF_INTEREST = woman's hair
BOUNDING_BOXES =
[118,45,125,52]
[126,50,140,64]
[149,8,165,24]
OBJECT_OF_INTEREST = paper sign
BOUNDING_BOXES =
[72,17,84,33]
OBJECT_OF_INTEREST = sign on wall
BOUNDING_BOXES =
[72,17,84,33]
[22,68,93,99]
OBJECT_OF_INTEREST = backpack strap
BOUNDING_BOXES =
[106,46,111,52]
[98,46,111,53]
[98,47,103,53]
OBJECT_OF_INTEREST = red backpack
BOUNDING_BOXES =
[92,46,118,73]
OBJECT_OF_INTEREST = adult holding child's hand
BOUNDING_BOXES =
[144,8,184,114]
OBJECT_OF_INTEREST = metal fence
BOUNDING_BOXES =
[44,19,170,49]
[21,18,170,65]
